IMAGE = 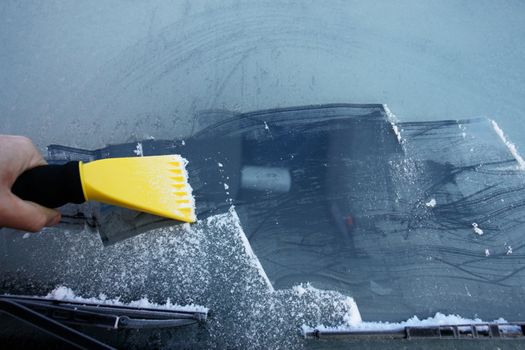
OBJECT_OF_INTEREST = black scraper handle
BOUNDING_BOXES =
[11,161,86,208]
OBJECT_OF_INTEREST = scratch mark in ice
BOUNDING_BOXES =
[491,120,525,170]
[464,285,472,297]
[383,104,404,145]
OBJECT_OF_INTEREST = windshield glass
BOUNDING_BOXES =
[2,1,525,348]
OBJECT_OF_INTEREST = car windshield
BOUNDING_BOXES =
[2,2,525,349]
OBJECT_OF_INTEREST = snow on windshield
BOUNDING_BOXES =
[1,207,362,348]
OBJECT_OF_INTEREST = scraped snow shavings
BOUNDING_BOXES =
[292,284,361,326]
[133,142,144,156]
[22,233,30,239]
[425,198,436,208]
[506,245,513,255]
[383,104,404,144]
[301,312,509,335]
[491,120,525,170]
[264,121,269,130]
[472,223,483,235]
[485,249,490,257]
[44,286,208,313]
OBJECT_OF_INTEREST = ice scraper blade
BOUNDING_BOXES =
[12,155,196,223]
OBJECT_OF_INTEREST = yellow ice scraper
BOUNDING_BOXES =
[12,155,196,223]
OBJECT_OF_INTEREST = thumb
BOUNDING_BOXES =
[1,192,61,232]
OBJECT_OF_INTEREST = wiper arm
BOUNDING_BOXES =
[1,295,207,328]
[0,298,114,350]
[0,295,208,348]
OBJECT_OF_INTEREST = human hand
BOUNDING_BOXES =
[0,135,61,232]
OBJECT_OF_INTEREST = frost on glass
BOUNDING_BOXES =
[2,103,525,347]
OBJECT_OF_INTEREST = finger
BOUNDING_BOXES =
[0,193,61,232]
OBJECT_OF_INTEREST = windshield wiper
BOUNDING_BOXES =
[0,295,207,349]
[303,323,525,340]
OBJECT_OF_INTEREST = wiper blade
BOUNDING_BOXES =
[1,295,207,329]
[303,323,525,340]
[0,295,208,349]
